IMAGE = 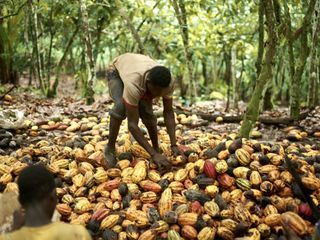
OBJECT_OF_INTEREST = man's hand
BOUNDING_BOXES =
[151,153,172,173]
[171,145,183,157]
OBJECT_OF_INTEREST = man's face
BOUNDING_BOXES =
[146,81,165,98]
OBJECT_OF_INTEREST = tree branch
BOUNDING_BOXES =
[0,1,27,20]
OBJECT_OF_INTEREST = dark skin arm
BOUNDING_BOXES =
[126,104,171,171]
[163,98,183,156]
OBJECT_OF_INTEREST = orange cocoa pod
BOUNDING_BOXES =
[281,211,307,235]
[178,212,198,226]
[181,225,198,239]
[139,180,162,193]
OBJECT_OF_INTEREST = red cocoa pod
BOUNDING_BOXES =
[204,160,217,179]
[298,203,312,218]
[217,173,235,188]
[91,208,110,222]
[189,201,203,215]
[104,178,121,191]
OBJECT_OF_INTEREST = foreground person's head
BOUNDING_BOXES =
[146,66,172,97]
[18,165,57,219]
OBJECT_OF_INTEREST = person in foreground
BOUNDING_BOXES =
[0,165,91,240]
[104,53,181,171]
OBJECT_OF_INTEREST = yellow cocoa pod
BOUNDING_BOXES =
[264,204,278,216]
[178,212,198,226]
[235,148,251,166]
[220,219,237,231]
[215,160,228,174]
[233,167,250,178]
[132,161,147,183]
[148,170,161,182]
[234,204,251,223]
[158,188,173,218]
[250,170,262,187]
[131,144,151,159]
[140,191,157,203]
[301,177,320,190]
[197,227,216,240]
[138,229,156,240]
[281,211,307,235]
[100,214,120,229]
[151,220,169,233]
[174,169,188,182]
[264,213,281,227]
[204,201,220,217]
[217,227,234,240]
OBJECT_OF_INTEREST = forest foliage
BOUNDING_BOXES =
[0,0,319,137]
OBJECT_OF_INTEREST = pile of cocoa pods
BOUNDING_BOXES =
[0,113,320,240]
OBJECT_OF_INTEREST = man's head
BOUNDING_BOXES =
[146,66,171,97]
[18,165,57,218]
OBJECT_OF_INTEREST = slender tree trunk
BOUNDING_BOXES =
[289,0,317,119]
[308,1,320,108]
[46,0,54,92]
[48,23,79,97]
[239,0,278,138]
[79,0,95,104]
[170,0,196,103]
[256,0,264,78]
[202,57,208,90]
[224,49,232,111]
[28,0,43,91]
[115,0,145,54]
[231,45,239,109]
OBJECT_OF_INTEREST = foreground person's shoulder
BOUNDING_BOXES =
[53,222,92,240]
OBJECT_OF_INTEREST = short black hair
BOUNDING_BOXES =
[18,165,55,205]
[148,66,171,88]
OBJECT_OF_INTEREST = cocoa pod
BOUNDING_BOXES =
[100,214,120,229]
[235,148,251,166]
[301,176,320,190]
[233,167,250,179]
[257,223,271,238]
[164,211,178,224]
[147,207,161,224]
[103,178,121,191]
[280,211,307,235]
[56,203,72,216]
[139,180,162,193]
[250,171,262,188]
[132,161,147,183]
[181,225,198,239]
[126,224,139,240]
[217,173,235,188]
[137,229,156,240]
[264,213,281,227]
[203,160,217,179]
[220,219,237,231]
[158,188,173,218]
[197,226,216,240]
[151,220,169,233]
[234,204,251,223]
[217,227,234,240]
[169,181,185,193]
[190,201,203,215]
[235,178,251,191]
[178,212,198,226]
[91,208,110,222]
[140,191,157,204]
[204,201,220,217]
[175,204,189,216]
[168,230,181,240]
[174,169,188,182]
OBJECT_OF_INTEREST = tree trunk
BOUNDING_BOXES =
[308,1,320,108]
[115,0,145,55]
[28,0,43,91]
[79,0,95,104]
[289,0,317,119]
[256,0,264,78]
[0,7,18,84]
[48,23,79,97]
[170,0,196,103]
[239,0,278,138]
[231,45,239,109]
[224,49,231,111]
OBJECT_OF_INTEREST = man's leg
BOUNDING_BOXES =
[104,69,126,168]
[139,100,159,152]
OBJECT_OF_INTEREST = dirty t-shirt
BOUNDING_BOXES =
[0,222,92,240]
[110,53,174,106]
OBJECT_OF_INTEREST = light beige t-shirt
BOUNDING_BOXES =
[0,222,92,240]
[110,53,174,106]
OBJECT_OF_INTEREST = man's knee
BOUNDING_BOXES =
[110,102,126,120]
[141,114,157,127]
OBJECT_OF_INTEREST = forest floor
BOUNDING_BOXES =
[0,83,320,237]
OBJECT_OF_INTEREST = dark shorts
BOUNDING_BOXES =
[107,68,155,123]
